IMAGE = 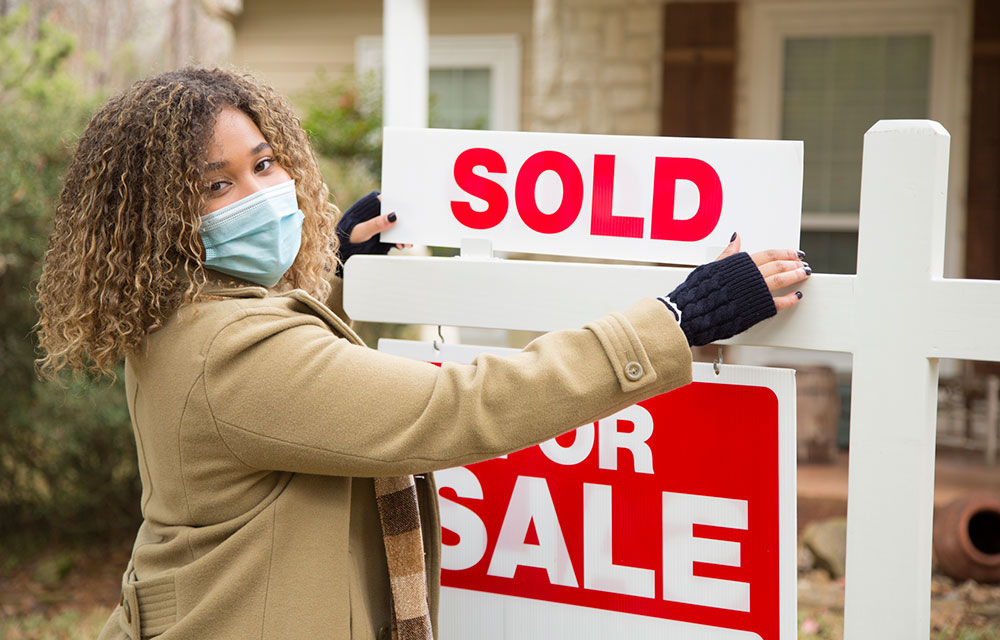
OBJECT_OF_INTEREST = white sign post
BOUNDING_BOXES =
[345,121,1000,638]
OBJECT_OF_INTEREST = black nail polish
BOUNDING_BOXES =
[804,266,812,275]
[797,250,806,260]
[796,291,803,299]
[730,232,737,242]
[387,212,397,223]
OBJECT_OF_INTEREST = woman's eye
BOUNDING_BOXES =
[208,181,227,193]
[255,158,273,172]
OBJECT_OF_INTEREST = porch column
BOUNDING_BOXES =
[383,0,429,128]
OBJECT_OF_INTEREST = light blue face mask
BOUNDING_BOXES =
[199,180,304,287]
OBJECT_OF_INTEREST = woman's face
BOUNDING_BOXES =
[202,106,292,215]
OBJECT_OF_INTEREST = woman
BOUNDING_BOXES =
[35,67,808,640]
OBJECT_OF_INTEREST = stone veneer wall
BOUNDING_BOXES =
[529,0,663,135]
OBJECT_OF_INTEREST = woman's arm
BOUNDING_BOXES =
[288,225,807,477]
[203,297,692,477]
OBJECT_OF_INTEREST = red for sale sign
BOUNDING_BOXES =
[379,341,797,640]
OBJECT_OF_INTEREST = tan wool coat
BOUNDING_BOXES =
[97,275,693,640]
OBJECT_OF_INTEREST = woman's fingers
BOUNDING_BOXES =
[714,233,741,261]
[774,290,803,312]
[348,212,397,244]
[374,195,409,249]
[714,239,807,312]
[750,248,805,267]
[759,259,810,279]
[764,262,810,292]
[751,248,808,311]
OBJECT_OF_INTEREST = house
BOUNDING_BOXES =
[229,0,1000,452]
[229,0,998,285]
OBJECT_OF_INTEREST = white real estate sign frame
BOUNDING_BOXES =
[345,121,1000,638]
[378,340,798,640]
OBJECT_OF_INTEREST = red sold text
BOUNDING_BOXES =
[449,148,724,241]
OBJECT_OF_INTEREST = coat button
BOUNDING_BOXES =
[624,361,644,381]
[123,598,132,624]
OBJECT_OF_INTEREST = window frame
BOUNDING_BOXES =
[356,34,522,131]
[739,0,971,276]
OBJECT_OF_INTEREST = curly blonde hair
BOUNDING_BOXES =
[36,67,340,379]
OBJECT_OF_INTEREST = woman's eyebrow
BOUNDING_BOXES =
[205,142,272,172]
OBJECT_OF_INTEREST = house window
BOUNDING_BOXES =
[783,34,931,273]
[743,1,970,276]
[356,35,521,131]
[429,68,491,129]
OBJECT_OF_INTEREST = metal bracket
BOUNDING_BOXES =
[432,325,445,354]
[459,238,494,260]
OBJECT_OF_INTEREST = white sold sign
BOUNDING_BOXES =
[379,127,802,265]
[379,341,798,639]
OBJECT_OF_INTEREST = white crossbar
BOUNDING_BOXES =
[344,257,857,353]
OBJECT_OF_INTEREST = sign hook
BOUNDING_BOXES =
[713,346,723,376]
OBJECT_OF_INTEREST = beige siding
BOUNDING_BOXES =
[231,0,533,120]
[530,0,663,135]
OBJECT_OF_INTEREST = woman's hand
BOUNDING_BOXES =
[660,233,809,346]
[345,194,411,250]
[335,192,412,275]
[715,233,810,312]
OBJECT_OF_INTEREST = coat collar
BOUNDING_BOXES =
[200,270,366,347]
[201,272,270,298]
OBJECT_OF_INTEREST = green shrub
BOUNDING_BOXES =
[0,34,411,547]
[295,71,425,347]
[298,69,383,179]
[0,8,139,543]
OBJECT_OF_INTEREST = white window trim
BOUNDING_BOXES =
[356,34,521,131]
[738,0,971,275]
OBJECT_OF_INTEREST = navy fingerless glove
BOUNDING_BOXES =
[659,252,777,347]
[336,190,392,276]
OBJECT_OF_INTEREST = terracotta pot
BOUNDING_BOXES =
[794,366,841,463]
[933,493,1000,583]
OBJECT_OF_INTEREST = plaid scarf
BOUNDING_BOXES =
[373,476,433,640]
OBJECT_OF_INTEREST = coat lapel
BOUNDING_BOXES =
[200,276,366,347]
[281,290,367,348]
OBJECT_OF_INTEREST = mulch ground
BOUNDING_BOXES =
[2,503,998,639]
[0,539,131,620]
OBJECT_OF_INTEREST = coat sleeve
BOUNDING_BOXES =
[203,297,693,477]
